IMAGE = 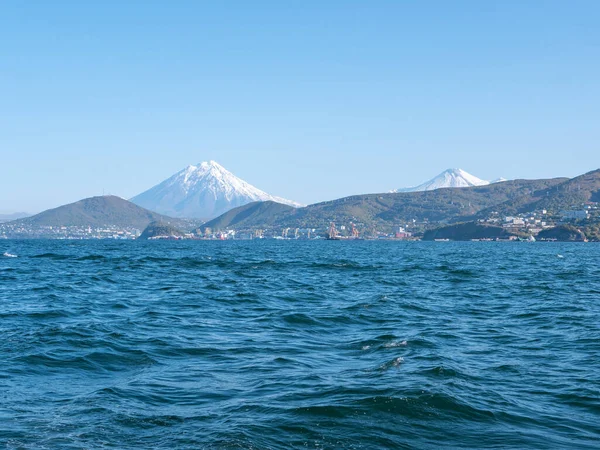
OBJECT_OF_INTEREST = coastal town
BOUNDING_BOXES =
[2,200,598,242]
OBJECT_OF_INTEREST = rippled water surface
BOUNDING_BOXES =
[1,240,599,449]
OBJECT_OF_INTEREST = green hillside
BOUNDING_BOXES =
[423,222,521,241]
[477,169,600,217]
[139,222,185,239]
[298,177,565,227]
[204,177,568,231]
[537,225,587,242]
[15,196,186,229]
[202,201,295,230]
[14,169,598,236]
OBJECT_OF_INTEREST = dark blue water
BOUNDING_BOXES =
[1,240,599,449]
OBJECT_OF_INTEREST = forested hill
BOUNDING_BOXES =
[476,169,600,217]
[12,196,185,229]
[204,177,571,230]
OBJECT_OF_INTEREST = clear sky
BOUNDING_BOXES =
[1,1,599,213]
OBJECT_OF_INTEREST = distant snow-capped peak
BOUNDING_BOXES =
[392,168,491,193]
[131,160,302,219]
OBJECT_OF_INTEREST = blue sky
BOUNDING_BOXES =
[1,1,599,212]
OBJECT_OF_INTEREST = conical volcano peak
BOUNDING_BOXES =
[393,168,490,192]
[131,161,302,219]
[198,160,224,170]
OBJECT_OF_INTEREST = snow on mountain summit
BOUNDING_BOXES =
[131,161,302,219]
[393,168,490,193]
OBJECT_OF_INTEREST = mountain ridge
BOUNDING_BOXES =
[4,169,599,236]
[475,169,600,217]
[0,212,31,223]
[202,176,570,231]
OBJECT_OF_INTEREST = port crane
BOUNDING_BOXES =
[350,222,359,238]
[327,222,339,240]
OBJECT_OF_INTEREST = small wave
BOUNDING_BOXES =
[354,393,497,421]
[3,252,17,258]
[32,252,70,260]
[136,256,174,263]
[115,414,186,427]
[282,312,321,326]
[380,356,404,370]
[383,340,407,348]
[420,365,463,378]
[292,404,354,418]
[359,335,408,350]
[25,309,73,319]
[76,254,107,261]
[434,263,480,277]
[307,261,382,271]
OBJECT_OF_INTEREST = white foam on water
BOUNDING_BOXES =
[384,340,407,348]
[392,357,404,367]
[3,252,17,258]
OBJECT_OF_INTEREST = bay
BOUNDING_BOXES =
[1,240,599,449]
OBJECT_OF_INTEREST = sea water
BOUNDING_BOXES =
[1,240,599,448]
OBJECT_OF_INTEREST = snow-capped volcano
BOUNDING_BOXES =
[393,168,490,193]
[131,161,302,219]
